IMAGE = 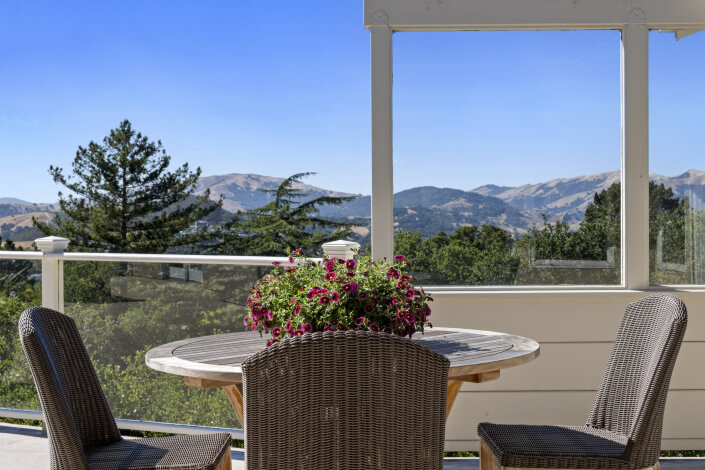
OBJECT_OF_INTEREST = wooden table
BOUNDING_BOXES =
[146,328,539,424]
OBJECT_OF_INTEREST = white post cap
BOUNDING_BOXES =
[321,239,361,260]
[35,236,70,253]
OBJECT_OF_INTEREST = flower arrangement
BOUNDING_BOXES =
[244,250,433,345]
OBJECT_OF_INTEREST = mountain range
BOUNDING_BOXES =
[3,170,705,241]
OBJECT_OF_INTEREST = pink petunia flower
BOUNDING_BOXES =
[342,282,358,294]
[346,259,356,270]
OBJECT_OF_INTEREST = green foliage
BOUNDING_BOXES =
[96,348,238,428]
[218,172,354,256]
[395,225,520,285]
[33,120,220,253]
[245,251,432,345]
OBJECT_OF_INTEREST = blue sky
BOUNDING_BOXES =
[0,1,703,203]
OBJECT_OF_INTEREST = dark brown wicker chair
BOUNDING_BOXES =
[477,294,688,470]
[242,330,450,470]
[19,306,232,470]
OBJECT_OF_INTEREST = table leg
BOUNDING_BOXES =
[446,380,463,420]
[221,384,244,426]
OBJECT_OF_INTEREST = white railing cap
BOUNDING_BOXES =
[35,236,70,253]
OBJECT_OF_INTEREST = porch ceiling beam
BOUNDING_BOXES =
[364,0,705,31]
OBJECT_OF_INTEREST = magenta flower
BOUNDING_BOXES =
[346,271,355,277]
[272,327,282,338]
[325,271,336,281]
[338,258,346,265]
[331,291,340,303]
[323,325,333,332]
[358,291,368,300]
[346,259,356,270]
[266,339,275,346]
[267,311,274,320]
[307,289,317,300]
[285,320,293,330]
[336,322,348,331]
[355,317,366,326]
[325,260,336,272]
[288,257,294,264]
[369,323,380,332]
[342,282,358,293]
[387,269,400,279]
[302,323,313,333]
[394,255,405,262]
[406,289,415,299]
[319,295,331,306]
[272,261,281,266]
[292,248,302,255]
[397,280,407,289]
[295,305,302,315]
[364,303,374,314]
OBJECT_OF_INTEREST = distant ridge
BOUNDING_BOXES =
[193,173,359,213]
[0,197,33,204]
[3,170,704,240]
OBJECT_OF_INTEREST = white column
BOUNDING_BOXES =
[369,9,395,261]
[35,236,70,312]
[322,240,361,260]
[621,15,650,289]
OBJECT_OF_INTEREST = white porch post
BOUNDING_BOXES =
[621,15,650,289]
[369,9,395,261]
[35,236,70,312]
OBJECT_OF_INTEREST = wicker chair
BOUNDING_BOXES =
[242,330,450,470]
[478,294,688,470]
[18,306,232,470]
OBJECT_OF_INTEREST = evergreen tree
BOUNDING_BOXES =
[34,120,219,253]
[218,172,355,256]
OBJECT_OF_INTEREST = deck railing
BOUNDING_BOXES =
[0,237,358,438]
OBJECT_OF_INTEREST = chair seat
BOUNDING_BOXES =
[85,432,231,470]
[478,423,631,469]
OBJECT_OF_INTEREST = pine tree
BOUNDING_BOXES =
[34,120,220,253]
[218,172,355,256]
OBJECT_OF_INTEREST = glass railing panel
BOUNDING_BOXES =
[60,261,271,429]
[0,257,41,411]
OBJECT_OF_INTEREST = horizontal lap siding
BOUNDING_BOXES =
[431,291,705,451]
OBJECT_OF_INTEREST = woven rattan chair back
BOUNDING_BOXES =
[242,330,450,470]
[586,294,687,468]
[19,307,122,470]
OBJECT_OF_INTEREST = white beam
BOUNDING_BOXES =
[621,23,650,290]
[364,0,705,31]
[369,10,395,261]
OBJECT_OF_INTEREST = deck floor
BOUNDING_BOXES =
[1,423,703,470]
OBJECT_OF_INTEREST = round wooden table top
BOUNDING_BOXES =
[146,327,540,384]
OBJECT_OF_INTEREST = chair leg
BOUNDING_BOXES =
[480,439,494,470]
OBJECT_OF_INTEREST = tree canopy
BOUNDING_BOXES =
[34,120,219,253]
[217,172,355,256]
